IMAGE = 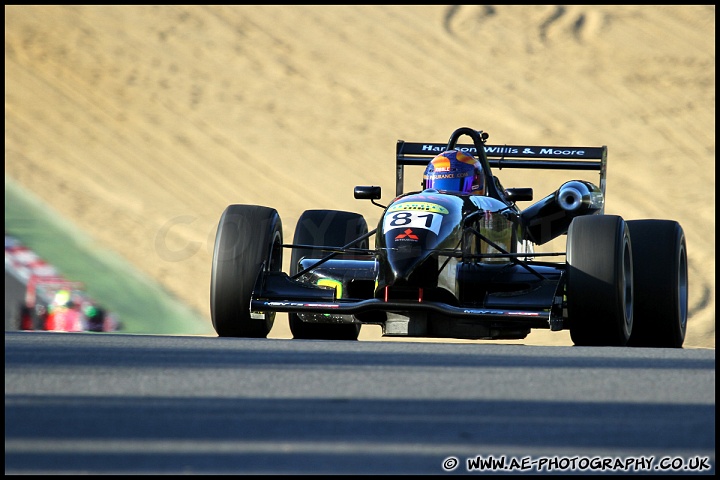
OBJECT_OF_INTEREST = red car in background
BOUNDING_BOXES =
[6,234,120,333]
[18,275,118,332]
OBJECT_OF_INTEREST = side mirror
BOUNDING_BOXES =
[354,186,382,200]
[505,188,533,202]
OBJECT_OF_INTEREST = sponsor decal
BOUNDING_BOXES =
[485,146,519,155]
[457,146,478,154]
[417,144,589,157]
[421,144,481,155]
[538,147,586,156]
[388,202,449,214]
[421,144,447,152]
[266,301,340,308]
[395,229,419,241]
[433,172,470,179]
[461,309,543,316]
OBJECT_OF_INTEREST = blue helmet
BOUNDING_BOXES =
[423,150,486,195]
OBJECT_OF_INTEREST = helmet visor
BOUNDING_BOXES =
[426,173,475,194]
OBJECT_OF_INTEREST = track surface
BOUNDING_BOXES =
[5,331,715,475]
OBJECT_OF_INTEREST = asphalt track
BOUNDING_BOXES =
[4,331,715,475]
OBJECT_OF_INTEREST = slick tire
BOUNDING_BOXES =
[567,215,633,346]
[289,209,368,340]
[211,204,282,338]
[626,220,688,348]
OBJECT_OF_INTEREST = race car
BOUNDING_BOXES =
[17,275,83,331]
[210,127,688,347]
[16,274,118,332]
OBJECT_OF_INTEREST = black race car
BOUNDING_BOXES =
[210,127,688,347]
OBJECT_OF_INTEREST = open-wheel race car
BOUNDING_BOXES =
[16,274,119,333]
[210,127,688,347]
[5,235,121,333]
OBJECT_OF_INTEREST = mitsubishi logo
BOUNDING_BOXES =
[395,229,418,240]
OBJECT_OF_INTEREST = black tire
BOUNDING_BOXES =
[18,305,32,330]
[86,307,106,333]
[626,220,687,348]
[210,205,282,338]
[289,210,368,340]
[567,215,633,346]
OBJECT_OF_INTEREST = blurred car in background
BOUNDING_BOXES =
[17,274,120,332]
[6,234,120,333]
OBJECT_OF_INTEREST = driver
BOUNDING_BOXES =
[422,149,486,195]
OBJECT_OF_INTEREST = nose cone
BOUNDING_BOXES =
[377,191,465,289]
[379,228,441,288]
[385,242,435,284]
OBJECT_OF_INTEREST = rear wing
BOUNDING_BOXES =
[395,141,607,198]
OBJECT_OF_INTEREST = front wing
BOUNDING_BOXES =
[250,270,560,331]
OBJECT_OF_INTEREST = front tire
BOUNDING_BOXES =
[567,215,633,346]
[210,205,282,337]
[626,220,687,348]
[289,210,367,340]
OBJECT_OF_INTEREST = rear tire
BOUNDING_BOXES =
[567,215,633,346]
[626,220,687,348]
[289,210,367,340]
[210,205,282,338]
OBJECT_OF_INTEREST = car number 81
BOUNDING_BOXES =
[383,211,442,236]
